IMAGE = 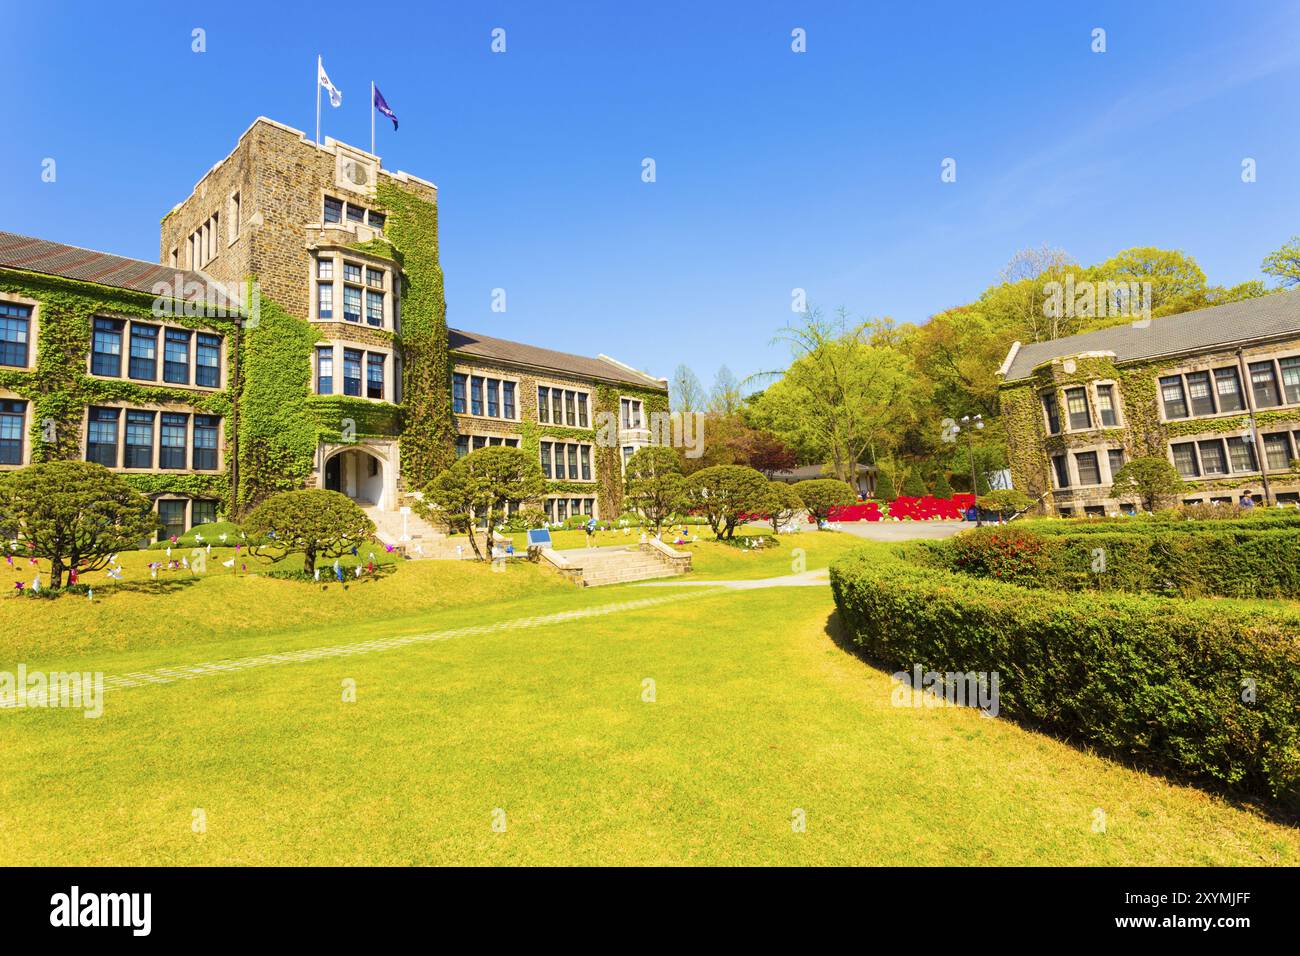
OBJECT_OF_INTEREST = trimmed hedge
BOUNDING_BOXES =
[919,526,1300,599]
[1016,511,1300,535]
[830,546,1300,806]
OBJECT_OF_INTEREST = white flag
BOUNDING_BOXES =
[318,57,342,107]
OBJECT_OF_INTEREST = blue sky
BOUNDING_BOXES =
[4,1,1300,388]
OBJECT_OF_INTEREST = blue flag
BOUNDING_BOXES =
[374,85,398,130]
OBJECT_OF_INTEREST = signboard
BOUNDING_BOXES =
[526,529,553,549]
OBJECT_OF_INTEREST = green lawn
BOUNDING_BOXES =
[2,533,1296,865]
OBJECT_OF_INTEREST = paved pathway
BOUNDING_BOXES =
[827,520,969,542]
[634,568,831,589]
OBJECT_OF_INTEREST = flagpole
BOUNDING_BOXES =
[315,56,321,145]
[370,81,375,155]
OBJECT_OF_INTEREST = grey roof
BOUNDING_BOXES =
[1001,289,1300,382]
[0,230,235,307]
[448,327,666,390]
[772,463,876,482]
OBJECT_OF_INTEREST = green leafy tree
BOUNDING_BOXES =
[1109,456,1183,513]
[1262,236,1300,288]
[873,468,897,502]
[0,461,159,589]
[684,465,769,540]
[417,446,545,561]
[901,470,928,497]
[931,471,954,499]
[670,363,706,412]
[976,488,1033,520]
[762,481,804,534]
[1093,246,1208,318]
[623,446,688,533]
[792,478,856,524]
[246,489,375,576]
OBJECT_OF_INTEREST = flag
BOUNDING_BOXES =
[373,85,398,130]
[318,57,343,107]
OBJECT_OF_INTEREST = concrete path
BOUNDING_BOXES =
[634,568,831,589]
[826,520,969,542]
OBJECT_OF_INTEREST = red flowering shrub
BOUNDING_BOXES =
[948,527,1053,583]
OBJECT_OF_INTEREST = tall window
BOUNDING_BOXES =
[196,334,221,387]
[456,435,469,458]
[1214,367,1244,412]
[316,258,334,318]
[452,373,467,414]
[621,398,642,429]
[1171,442,1199,478]
[537,386,550,422]
[366,289,383,326]
[503,381,516,419]
[324,196,343,223]
[1249,361,1282,407]
[128,324,158,380]
[579,445,591,480]
[1159,376,1188,419]
[1042,392,1060,434]
[1094,385,1118,426]
[486,379,499,417]
[1280,357,1300,405]
[164,328,191,384]
[343,349,362,397]
[86,407,120,467]
[1051,454,1069,488]
[564,391,576,427]
[1197,439,1228,476]
[125,410,155,468]
[367,353,385,400]
[158,500,187,540]
[0,400,24,465]
[160,413,187,469]
[316,347,334,395]
[1263,433,1293,471]
[0,303,30,368]
[342,286,362,323]
[92,318,124,377]
[1064,387,1091,430]
[1074,451,1100,485]
[567,444,579,479]
[552,389,563,425]
[540,441,553,478]
[1185,371,1215,417]
[1107,448,1125,478]
[577,393,589,427]
[1227,436,1257,473]
[192,415,219,470]
[470,376,484,416]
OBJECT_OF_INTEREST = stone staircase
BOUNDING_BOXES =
[363,505,464,560]
[554,546,689,587]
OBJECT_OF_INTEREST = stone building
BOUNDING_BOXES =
[997,290,1300,515]
[0,117,667,543]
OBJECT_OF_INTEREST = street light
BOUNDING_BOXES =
[957,414,985,527]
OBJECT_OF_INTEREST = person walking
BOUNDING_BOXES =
[585,515,597,548]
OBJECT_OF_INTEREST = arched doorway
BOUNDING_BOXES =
[323,447,385,506]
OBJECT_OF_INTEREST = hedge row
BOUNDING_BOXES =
[916,526,1300,599]
[1015,511,1300,535]
[829,547,1300,806]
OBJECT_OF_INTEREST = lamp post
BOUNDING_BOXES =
[957,414,985,526]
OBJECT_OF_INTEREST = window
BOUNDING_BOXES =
[1227,436,1257,474]
[455,435,469,458]
[160,413,187,469]
[1263,433,1293,471]
[486,379,499,417]
[1075,451,1100,486]
[196,334,221,387]
[537,387,550,423]
[579,445,591,480]
[1064,387,1091,430]
[1107,448,1125,478]
[158,500,187,541]
[317,257,334,280]
[503,381,516,419]
[1280,357,1300,405]
[317,280,334,319]
[188,212,220,267]
[366,268,384,289]
[1171,442,1199,478]
[552,389,563,425]
[577,393,588,428]
[164,328,191,384]
[346,203,364,224]
[192,415,219,470]
[1185,371,1215,417]
[567,444,579,479]
[1095,384,1118,427]
[228,193,240,241]
[365,290,384,327]
[343,349,362,397]
[92,318,124,376]
[1197,439,1227,476]
[470,376,484,416]
[324,196,343,223]
[367,210,385,231]
[342,286,362,323]
[344,262,362,283]
[124,410,154,468]
[367,353,385,400]
[1249,361,1282,407]
[452,373,467,414]
[316,347,334,395]
[192,500,217,526]
[1214,367,1244,412]
[621,398,642,429]
[128,324,158,380]
[0,303,30,367]
[1042,392,1060,434]
[564,391,576,427]
[1051,455,1069,488]
[86,407,120,467]
[622,446,635,466]
[0,400,24,465]
[540,441,552,478]
[1160,376,1188,419]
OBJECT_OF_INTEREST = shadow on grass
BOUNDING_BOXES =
[820,608,1300,828]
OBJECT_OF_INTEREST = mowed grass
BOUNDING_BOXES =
[2,546,1297,865]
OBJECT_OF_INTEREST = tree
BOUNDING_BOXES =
[1109,456,1182,513]
[760,482,803,534]
[0,461,159,589]
[670,363,706,412]
[246,489,375,576]
[792,478,856,525]
[1094,246,1208,318]
[931,471,954,499]
[684,465,769,540]
[1262,236,1300,288]
[901,470,928,497]
[417,446,545,561]
[623,446,687,533]
[873,468,897,502]
[977,488,1032,520]
[709,365,744,416]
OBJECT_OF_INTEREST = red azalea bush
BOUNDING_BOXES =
[947,526,1053,583]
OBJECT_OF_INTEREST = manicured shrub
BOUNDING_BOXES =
[1110,456,1183,511]
[418,446,546,561]
[623,446,688,533]
[901,470,928,497]
[872,469,897,502]
[685,465,769,539]
[792,478,857,524]
[830,546,1300,806]
[931,471,953,499]
[246,489,375,576]
[761,481,804,533]
[945,526,1054,584]
[976,489,1033,520]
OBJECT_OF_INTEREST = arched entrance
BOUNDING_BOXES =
[323,447,386,507]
